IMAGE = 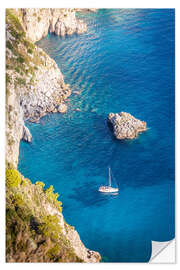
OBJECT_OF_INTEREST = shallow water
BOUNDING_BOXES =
[18,9,175,262]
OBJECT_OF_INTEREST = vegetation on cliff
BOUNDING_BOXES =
[6,164,83,262]
[6,9,52,97]
[5,9,101,262]
[6,8,47,166]
[6,8,71,167]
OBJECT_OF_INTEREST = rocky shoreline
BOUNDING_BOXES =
[20,47,71,124]
[6,8,101,262]
[108,112,147,139]
[6,8,89,167]
[19,8,87,43]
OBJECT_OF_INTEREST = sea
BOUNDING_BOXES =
[18,9,175,262]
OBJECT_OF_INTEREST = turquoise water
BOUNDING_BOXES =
[18,9,175,262]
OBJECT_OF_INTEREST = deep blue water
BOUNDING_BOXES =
[18,9,175,262]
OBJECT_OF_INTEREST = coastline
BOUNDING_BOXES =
[6,8,101,262]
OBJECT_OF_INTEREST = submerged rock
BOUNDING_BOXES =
[107,112,147,139]
[73,91,81,95]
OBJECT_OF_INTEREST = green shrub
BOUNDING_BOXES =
[6,9,25,41]
[45,185,62,212]
[45,185,58,200]
[6,207,17,220]
[6,9,24,33]
[47,244,60,259]
[35,181,45,189]
[25,69,29,75]
[15,77,26,86]
[6,41,13,51]
[23,40,35,51]
[30,77,34,84]
[12,194,24,207]
[9,28,21,40]
[38,215,61,239]
[27,48,33,54]
[17,56,25,64]
[15,67,20,73]
[6,169,21,188]
[6,73,11,84]
[28,42,35,50]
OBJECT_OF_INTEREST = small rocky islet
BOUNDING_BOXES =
[107,112,147,140]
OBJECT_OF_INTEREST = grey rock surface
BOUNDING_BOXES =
[108,112,147,139]
[20,8,87,42]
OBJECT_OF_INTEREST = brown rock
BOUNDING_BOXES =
[108,112,147,139]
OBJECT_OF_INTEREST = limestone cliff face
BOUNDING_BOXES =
[6,8,88,166]
[6,9,71,167]
[19,46,71,123]
[19,8,87,42]
[6,78,24,167]
[6,9,101,262]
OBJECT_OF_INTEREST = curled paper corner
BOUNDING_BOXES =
[149,239,175,263]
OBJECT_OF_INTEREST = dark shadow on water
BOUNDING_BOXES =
[68,179,119,208]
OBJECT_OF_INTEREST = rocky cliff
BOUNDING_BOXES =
[6,9,73,167]
[17,8,87,43]
[6,167,101,262]
[6,8,101,262]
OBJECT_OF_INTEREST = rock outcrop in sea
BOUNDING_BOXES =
[108,112,147,139]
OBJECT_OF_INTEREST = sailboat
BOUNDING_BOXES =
[98,167,119,193]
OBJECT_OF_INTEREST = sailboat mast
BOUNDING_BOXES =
[109,167,111,186]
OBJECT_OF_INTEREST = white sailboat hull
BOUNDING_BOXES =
[99,167,118,193]
[98,186,119,193]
